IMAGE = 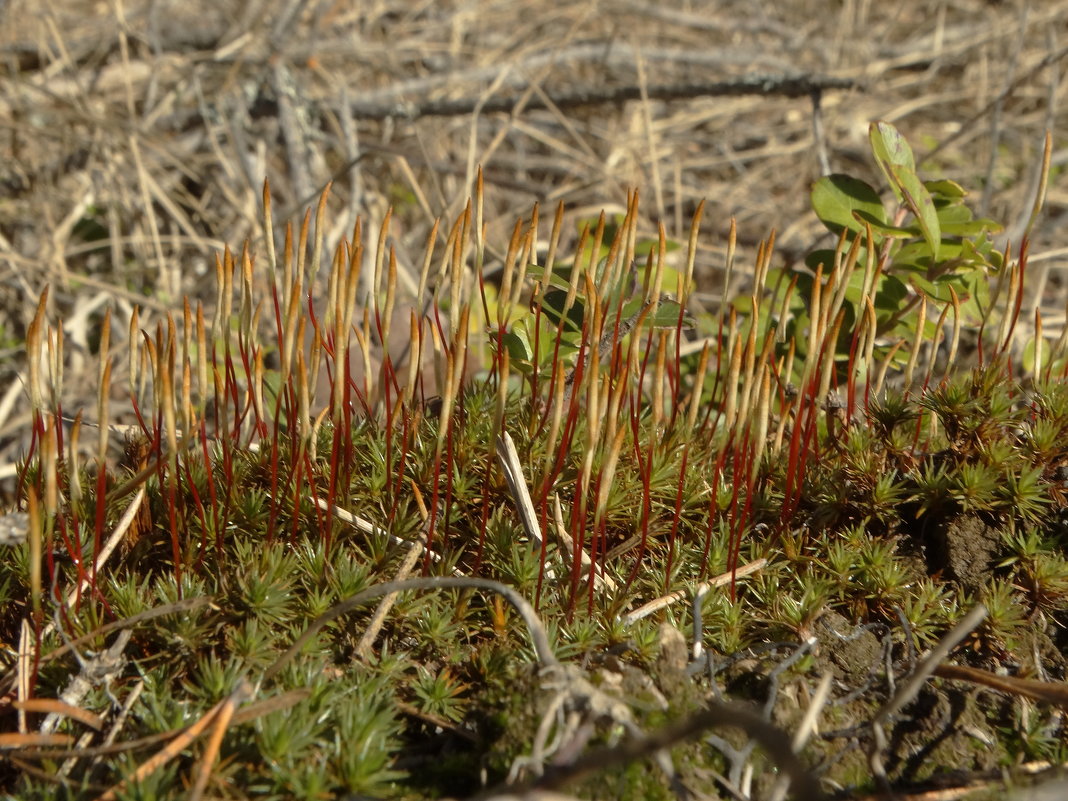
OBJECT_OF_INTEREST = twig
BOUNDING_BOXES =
[552,494,615,592]
[767,673,833,801]
[188,683,241,801]
[147,73,857,150]
[495,701,824,801]
[811,90,831,177]
[270,60,315,203]
[0,597,215,697]
[13,689,311,762]
[562,298,653,409]
[869,604,988,783]
[919,43,1068,170]
[621,558,766,625]
[41,489,146,640]
[933,662,1068,709]
[91,681,253,801]
[91,679,143,763]
[354,483,438,659]
[39,630,132,736]
[477,792,585,801]
[497,432,545,552]
[16,621,31,734]
[331,74,859,122]
[314,494,456,569]
[13,699,103,732]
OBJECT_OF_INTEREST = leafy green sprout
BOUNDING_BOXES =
[741,121,1005,387]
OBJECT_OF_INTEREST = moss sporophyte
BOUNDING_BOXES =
[6,124,1068,799]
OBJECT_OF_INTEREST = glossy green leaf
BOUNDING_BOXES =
[888,245,935,276]
[865,220,919,240]
[889,163,941,261]
[811,174,887,235]
[956,277,991,326]
[940,218,1004,237]
[525,263,575,293]
[802,250,834,275]
[924,179,967,202]
[869,121,916,177]
[867,123,941,259]
[935,203,973,225]
[872,274,910,313]
[960,236,1003,272]
[903,271,939,299]
[616,296,695,331]
[503,328,533,364]
[647,299,696,330]
[535,288,585,334]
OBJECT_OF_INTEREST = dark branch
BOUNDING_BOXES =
[345,74,859,121]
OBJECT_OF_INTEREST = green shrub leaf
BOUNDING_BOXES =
[869,121,941,260]
[869,121,916,175]
[890,163,941,261]
[811,174,887,235]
